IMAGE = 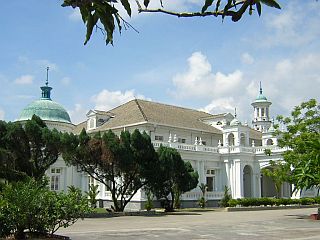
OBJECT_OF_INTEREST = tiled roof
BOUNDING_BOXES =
[74,99,222,134]
[249,128,262,139]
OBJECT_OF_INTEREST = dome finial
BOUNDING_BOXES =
[234,107,237,118]
[259,81,263,95]
[40,67,52,100]
[46,66,49,86]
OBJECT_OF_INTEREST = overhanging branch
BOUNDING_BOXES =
[135,0,245,19]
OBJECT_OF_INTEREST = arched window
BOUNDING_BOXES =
[266,139,273,145]
[228,133,235,146]
[240,133,246,146]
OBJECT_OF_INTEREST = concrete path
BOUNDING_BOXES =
[57,208,320,239]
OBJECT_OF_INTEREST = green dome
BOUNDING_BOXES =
[255,93,268,101]
[254,82,268,102]
[19,99,71,123]
[18,77,71,124]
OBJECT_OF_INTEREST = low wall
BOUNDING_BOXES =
[98,199,221,211]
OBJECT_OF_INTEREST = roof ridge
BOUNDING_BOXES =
[136,98,213,116]
[135,99,148,121]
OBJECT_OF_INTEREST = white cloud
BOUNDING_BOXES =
[61,77,71,86]
[172,52,243,99]
[14,75,34,85]
[241,53,254,65]
[245,53,320,118]
[68,104,88,124]
[0,108,5,120]
[91,89,149,111]
[68,8,82,22]
[200,97,236,115]
[262,1,320,47]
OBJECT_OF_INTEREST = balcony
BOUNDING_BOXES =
[152,141,287,155]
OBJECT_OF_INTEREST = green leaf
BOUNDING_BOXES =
[260,0,281,9]
[79,6,90,24]
[84,12,98,46]
[99,9,115,45]
[144,0,150,8]
[256,2,262,16]
[202,0,214,13]
[120,0,131,16]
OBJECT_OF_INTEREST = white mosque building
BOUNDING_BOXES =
[17,76,313,209]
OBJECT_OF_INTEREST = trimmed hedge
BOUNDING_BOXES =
[227,197,320,207]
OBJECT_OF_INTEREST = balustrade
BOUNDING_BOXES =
[152,141,287,155]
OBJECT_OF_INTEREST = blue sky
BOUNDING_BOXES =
[0,0,319,124]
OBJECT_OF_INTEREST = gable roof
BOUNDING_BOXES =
[76,99,222,134]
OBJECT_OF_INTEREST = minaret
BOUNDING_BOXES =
[251,82,272,133]
[40,67,52,100]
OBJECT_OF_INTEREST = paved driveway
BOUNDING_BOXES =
[57,208,320,239]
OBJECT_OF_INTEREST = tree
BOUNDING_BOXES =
[150,146,198,212]
[261,160,290,198]
[85,184,100,208]
[276,99,320,194]
[61,128,159,212]
[0,179,90,239]
[61,0,282,45]
[0,115,61,182]
[198,183,207,208]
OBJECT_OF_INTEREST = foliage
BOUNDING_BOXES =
[62,129,159,212]
[275,99,320,192]
[85,184,100,208]
[0,179,90,239]
[219,185,232,207]
[198,183,207,208]
[144,190,154,211]
[149,146,199,212]
[226,197,320,207]
[198,197,206,208]
[261,160,290,198]
[0,115,61,182]
[61,0,282,45]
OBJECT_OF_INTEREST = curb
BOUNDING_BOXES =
[225,205,319,212]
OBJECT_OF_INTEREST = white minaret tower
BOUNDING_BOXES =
[251,82,272,133]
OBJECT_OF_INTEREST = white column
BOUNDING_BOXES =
[259,108,262,119]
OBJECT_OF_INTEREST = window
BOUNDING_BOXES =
[88,176,95,189]
[206,169,216,192]
[266,139,273,146]
[51,176,60,191]
[206,177,214,192]
[178,138,186,143]
[228,133,235,146]
[262,108,265,117]
[50,168,62,191]
[216,121,222,125]
[105,179,112,192]
[155,135,164,141]
[88,118,95,129]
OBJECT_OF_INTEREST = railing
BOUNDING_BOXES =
[254,146,289,154]
[152,141,287,155]
[181,191,224,200]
